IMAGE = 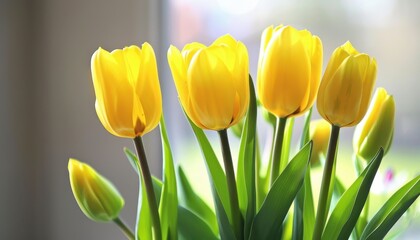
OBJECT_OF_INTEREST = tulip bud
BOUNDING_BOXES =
[309,119,331,166]
[68,159,124,222]
[353,88,395,160]
[168,34,249,130]
[317,41,377,127]
[91,44,162,138]
[257,25,323,118]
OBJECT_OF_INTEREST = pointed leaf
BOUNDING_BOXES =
[178,206,218,240]
[249,141,312,240]
[185,115,235,239]
[237,76,257,239]
[187,117,231,220]
[125,146,140,175]
[294,108,313,240]
[159,116,178,240]
[213,185,237,240]
[300,108,313,147]
[361,175,420,240]
[303,167,315,240]
[124,148,162,201]
[321,148,384,240]
[124,149,161,240]
[280,117,295,172]
[178,166,218,235]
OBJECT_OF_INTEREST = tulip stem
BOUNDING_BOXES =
[133,136,162,240]
[313,125,340,240]
[114,217,135,240]
[270,117,287,185]
[218,129,243,240]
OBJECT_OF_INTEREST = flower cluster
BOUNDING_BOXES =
[68,25,418,240]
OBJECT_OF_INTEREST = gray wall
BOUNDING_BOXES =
[0,0,165,239]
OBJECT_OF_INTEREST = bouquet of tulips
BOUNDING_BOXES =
[68,25,419,240]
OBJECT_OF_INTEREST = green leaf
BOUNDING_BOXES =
[124,148,162,202]
[152,176,163,204]
[125,146,140,175]
[159,115,178,240]
[361,175,420,240]
[321,148,384,240]
[237,76,257,239]
[255,135,265,211]
[303,167,315,240]
[294,108,313,240]
[293,178,305,240]
[300,108,313,147]
[178,206,219,240]
[178,166,218,235]
[124,149,161,240]
[186,115,235,239]
[330,176,346,216]
[187,117,231,219]
[213,185,237,240]
[280,117,295,172]
[249,141,312,240]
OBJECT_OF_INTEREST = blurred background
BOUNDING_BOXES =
[1,0,419,239]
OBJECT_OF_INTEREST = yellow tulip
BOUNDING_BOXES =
[309,119,331,166]
[167,35,249,130]
[257,25,323,118]
[317,41,377,127]
[353,88,395,160]
[91,44,162,138]
[68,159,124,222]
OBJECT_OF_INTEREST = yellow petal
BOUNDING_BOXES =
[260,26,311,117]
[212,34,238,48]
[302,35,323,112]
[135,42,162,135]
[321,43,352,89]
[188,47,236,130]
[258,25,274,85]
[122,45,142,86]
[182,42,206,66]
[353,57,377,125]
[91,48,135,138]
[323,56,365,126]
[168,45,189,109]
[353,88,387,150]
[231,41,250,125]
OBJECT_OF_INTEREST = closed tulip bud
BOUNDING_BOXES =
[258,25,323,118]
[353,88,395,160]
[68,159,124,222]
[317,41,377,127]
[168,34,249,130]
[91,44,162,138]
[309,119,331,166]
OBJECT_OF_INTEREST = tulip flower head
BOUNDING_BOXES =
[258,25,323,118]
[168,34,249,130]
[68,159,124,222]
[309,119,332,166]
[91,44,162,138]
[317,41,377,127]
[353,88,395,160]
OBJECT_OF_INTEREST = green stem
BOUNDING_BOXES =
[270,117,287,185]
[113,217,135,240]
[133,136,162,240]
[218,129,243,240]
[313,125,340,240]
